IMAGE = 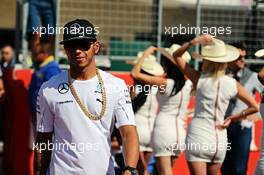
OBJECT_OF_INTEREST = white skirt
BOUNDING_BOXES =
[135,114,155,152]
[152,112,186,157]
[185,117,228,163]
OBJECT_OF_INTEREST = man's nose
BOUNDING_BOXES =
[71,46,82,54]
[75,48,82,53]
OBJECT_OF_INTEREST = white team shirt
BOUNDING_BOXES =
[36,70,136,175]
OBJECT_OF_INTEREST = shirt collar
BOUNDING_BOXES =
[39,56,54,68]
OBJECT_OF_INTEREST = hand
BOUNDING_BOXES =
[193,34,214,45]
[183,118,188,130]
[181,115,189,130]
[143,46,157,57]
[216,118,231,130]
[247,114,261,122]
[191,52,202,59]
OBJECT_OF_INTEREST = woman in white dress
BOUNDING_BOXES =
[172,34,259,175]
[131,45,192,175]
[130,53,162,175]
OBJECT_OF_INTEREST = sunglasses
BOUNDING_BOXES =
[237,56,245,61]
[64,40,94,52]
[1,51,10,55]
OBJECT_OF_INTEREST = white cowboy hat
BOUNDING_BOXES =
[165,44,191,63]
[255,49,264,58]
[131,51,164,76]
[201,38,240,63]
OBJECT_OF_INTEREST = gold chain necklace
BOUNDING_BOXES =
[68,69,107,120]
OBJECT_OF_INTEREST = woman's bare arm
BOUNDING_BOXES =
[131,46,166,86]
[229,82,259,121]
[172,35,213,87]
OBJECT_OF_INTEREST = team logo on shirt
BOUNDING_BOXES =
[94,83,102,93]
[58,83,69,94]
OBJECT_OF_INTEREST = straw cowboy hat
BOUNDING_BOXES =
[165,44,191,63]
[200,38,240,63]
[128,51,164,76]
[255,49,264,58]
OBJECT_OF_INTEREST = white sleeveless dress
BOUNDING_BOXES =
[185,74,237,163]
[152,79,192,157]
[135,86,158,152]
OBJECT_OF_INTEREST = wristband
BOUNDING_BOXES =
[123,166,139,175]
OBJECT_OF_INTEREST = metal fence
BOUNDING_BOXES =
[199,0,264,59]
[20,0,264,70]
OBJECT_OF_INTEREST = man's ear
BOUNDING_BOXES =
[93,41,100,54]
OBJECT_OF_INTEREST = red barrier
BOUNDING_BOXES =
[2,69,263,175]
[3,69,33,175]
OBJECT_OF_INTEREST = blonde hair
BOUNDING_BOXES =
[202,60,227,78]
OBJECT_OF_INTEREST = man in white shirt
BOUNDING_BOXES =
[36,19,139,175]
